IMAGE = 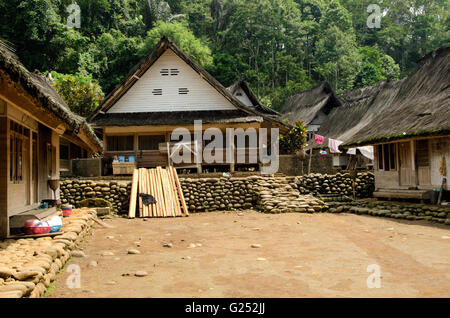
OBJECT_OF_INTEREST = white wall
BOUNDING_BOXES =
[107,49,237,113]
[232,87,254,107]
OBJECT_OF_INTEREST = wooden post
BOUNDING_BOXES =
[0,117,9,238]
[308,149,313,175]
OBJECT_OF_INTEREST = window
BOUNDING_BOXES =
[160,69,169,76]
[377,143,396,171]
[178,88,189,95]
[170,69,179,76]
[139,135,165,151]
[9,120,26,183]
[106,136,134,151]
[152,89,162,96]
[60,144,69,160]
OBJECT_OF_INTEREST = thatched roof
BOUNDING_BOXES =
[308,80,403,149]
[342,44,450,147]
[0,42,103,153]
[227,78,280,116]
[280,81,341,125]
[88,37,290,132]
[92,110,264,127]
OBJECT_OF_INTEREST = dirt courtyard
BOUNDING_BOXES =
[48,211,450,298]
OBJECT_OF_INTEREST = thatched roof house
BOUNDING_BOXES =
[228,78,280,116]
[281,81,341,137]
[89,36,289,174]
[342,45,450,148]
[338,44,449,200]
[0,42,102,237]
[0,44,102,153]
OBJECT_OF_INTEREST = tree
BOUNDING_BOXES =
[47,71,105,117]
[280,120,307,155]
[139,20,213,68]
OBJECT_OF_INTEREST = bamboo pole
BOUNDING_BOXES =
[171,166,189,216]
[128,169,139,219]
[156,167,167,217]
[167,167,182,217]
[138,169,143,217]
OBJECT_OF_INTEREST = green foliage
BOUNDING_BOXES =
[0,0,447,114]
[140,20,213,68]
[280,120,308,154]
[47,71,105,117]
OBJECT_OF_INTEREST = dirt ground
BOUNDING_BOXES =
[48,211,450,298]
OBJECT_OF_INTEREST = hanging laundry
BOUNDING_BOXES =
[314,134,325,145]
[347,148,357,155]
[357,146,374,160]
[328,138,343,153]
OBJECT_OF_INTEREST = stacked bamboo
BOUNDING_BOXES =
[128,166,189,218]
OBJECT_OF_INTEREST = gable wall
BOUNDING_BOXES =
[233,87,254,107]
[107,49,237,113]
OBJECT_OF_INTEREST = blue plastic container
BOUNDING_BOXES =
[128,156,135,163]
[50,225,62,233]
[118,156,125,162]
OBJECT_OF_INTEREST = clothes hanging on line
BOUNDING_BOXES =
[328,138,343,153]
[314,134,325,145]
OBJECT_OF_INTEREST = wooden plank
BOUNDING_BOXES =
[167,167,182,217]
[153,168,162,217]
[8,231,64,239]
[137,169,142,217]
[169,168,182,217]
[128,169,139,218]
[171,166,189,216]
[144,169,149,217]
[164,169,176,217]
[147,169,154,217]
[157,167,168,217]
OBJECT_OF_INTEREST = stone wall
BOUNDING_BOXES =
[327,200,450,225]
[59,173,375,214]
[60,180,131,214]
[296,172,375,198]
[0,209,97,298]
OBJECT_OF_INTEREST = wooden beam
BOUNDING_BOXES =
[0,117,9,238]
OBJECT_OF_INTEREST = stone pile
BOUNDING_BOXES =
[0,208,97,298]
[180,176,328,214]
[180,177,258,212]
[60,180,131,214]
[328,201,450,225]
[296,172,374,198]
[255,177,327,214]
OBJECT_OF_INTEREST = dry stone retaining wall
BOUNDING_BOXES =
[328,200,450,225]
[296,172,375,198]
[60,180,131,214]
[0,209,97,298]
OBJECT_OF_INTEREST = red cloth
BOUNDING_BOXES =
[314,134,324,145]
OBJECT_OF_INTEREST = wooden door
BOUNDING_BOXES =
[31,132,38,203]
[23,134,30,205]
[399,142,412,186]
[416,140,431,186]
